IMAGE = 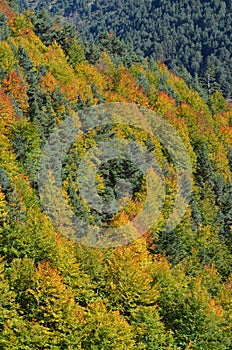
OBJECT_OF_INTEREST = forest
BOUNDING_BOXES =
[0,0,232,348]
[12,0,232,98]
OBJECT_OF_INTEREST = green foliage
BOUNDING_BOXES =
[82,302,135,350]
[130,305,175,349]
[0,12,10,41]
[0,258,18,332]
[20,0,232,97]
[67,38,85,67]
[12,120,42,186]
[0,3,232,348]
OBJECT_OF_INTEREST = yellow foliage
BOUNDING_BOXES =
[44,41,74,85]
[0,189,8,227]
[75,62,107,92]
[0,42,17,71]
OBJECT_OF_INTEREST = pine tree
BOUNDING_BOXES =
[0,13,10,41]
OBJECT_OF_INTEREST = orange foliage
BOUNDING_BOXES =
[154,91,177,117]
[61,79,93,104]
[39,71,57,92]
[2,71,28,113]
[115,66,149,105]
[0,0,15,20]
[105,91,128,102]
[208,298,223,317]
[35,260,65,286]
[30,260,85,322]
[219,125,232,147]
[0,88,16,123]
[111,210,130,227]
[17,27,35,39]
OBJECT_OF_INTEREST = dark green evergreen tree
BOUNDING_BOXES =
[0,13,10,41]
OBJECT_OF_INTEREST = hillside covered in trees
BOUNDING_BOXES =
[14,0,232,98]
[0,0,232,349]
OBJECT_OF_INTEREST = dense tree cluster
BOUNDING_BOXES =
[0,1,232,348]
[15,0,232,98]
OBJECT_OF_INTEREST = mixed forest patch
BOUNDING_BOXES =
[0,1,232,348]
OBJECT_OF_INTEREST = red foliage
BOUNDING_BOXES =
[2,71,28,113]
[0,0,15,20]
[0,88,16,122]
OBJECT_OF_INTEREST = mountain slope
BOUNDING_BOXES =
[16,0,232,97]
[0,2,232,349]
